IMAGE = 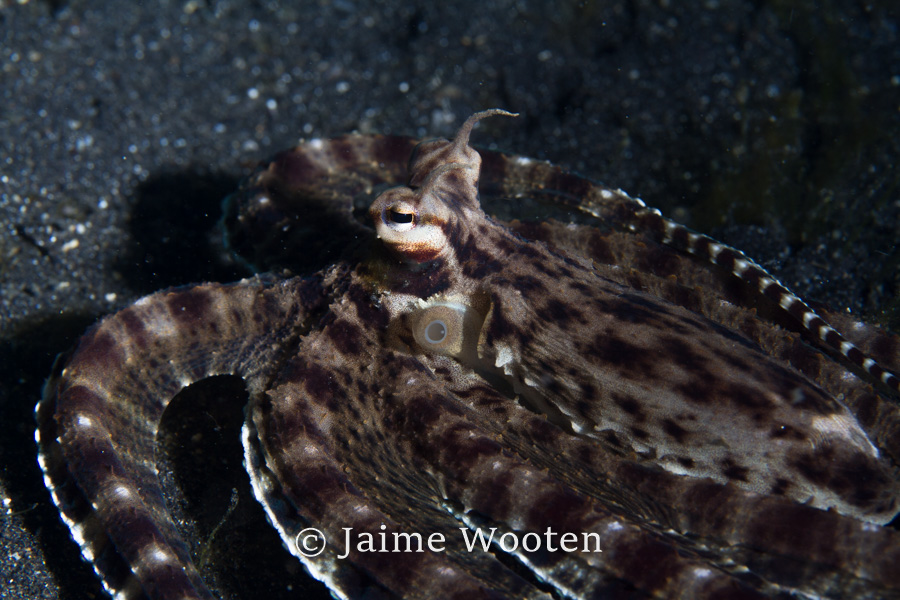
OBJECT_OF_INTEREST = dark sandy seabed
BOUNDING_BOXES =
[1,1,898,598]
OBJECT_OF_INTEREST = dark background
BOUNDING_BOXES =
[1,1,898,598]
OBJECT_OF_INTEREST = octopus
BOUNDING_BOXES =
[37,109,900,600]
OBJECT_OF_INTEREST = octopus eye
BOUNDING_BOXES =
[384,203,416,232]
[412,302,483,363]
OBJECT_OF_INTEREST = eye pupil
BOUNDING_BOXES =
[424,319,447,344]
[389,209,414,224]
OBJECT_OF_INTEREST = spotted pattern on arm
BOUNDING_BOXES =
[38,110,900,600]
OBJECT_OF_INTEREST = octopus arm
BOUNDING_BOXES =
[505,215,900,469]
[36,275,328,600]
[249,316,773,599]
[377,356,778,599]
[442,365,900,598]
[247,334,552,598]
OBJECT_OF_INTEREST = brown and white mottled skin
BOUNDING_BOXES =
[37,110,900,600]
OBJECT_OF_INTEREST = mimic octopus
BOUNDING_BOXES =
[37,110,900,599]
